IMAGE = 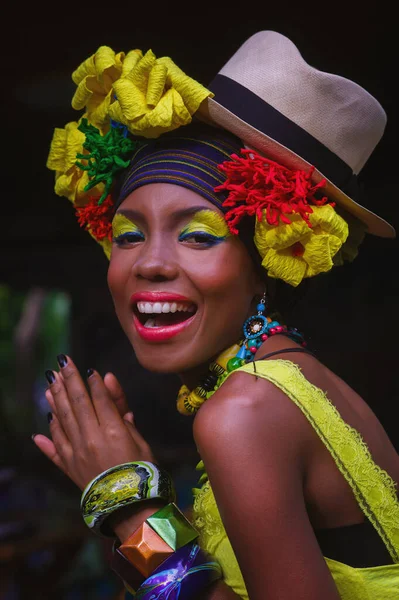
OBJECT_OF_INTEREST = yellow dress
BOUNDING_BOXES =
[192,360,399,599]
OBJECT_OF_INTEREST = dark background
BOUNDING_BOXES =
[0,4,398,598]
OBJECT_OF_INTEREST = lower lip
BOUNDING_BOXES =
[132,312,197,342]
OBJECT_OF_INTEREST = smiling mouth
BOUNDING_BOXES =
[134,301,197,328]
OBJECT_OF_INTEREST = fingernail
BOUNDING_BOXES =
[31,434,37,441]
[87,368,94,378]
[57,354,68,368]
[47,412,53,423]
[45,370,56,384]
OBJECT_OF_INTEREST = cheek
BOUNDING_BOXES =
[107,254,129,303]
[185,242,256,304]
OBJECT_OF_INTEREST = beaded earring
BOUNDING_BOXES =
[227,292,288,369]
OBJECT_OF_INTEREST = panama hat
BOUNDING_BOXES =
[198,31,395,238]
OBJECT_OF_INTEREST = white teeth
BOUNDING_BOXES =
[136,301,196,314]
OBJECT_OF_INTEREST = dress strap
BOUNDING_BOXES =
[256,347,315,361]
[226,360,399,562]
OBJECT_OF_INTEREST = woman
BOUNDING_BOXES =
[33,31,399,599]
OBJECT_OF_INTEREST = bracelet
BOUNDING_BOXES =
[110,541,144,595]
[119,503,199,577]
[81,462,176,537]
[135,542,222,599]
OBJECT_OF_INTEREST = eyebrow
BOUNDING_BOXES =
[117,205,219,222]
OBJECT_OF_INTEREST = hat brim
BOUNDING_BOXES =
[198,97,396,239]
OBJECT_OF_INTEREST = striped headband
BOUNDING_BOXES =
[115,123,243,210]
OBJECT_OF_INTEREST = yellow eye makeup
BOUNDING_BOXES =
[179,210,231,246]
[112,213,145,245]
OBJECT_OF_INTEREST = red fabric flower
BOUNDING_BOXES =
[75,195,114,241]
[215,149,332,234]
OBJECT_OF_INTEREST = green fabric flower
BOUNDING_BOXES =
[76,118,139,204]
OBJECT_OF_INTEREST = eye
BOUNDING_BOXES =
[178,231,224,247]
[113,231,145,246]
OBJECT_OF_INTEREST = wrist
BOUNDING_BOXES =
[109,499,166,543]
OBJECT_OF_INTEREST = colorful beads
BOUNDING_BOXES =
[176,386,205,416]
[257,303,265,312]
[226,357,245,372]
[209,343,241,372]
[243,314,268,339]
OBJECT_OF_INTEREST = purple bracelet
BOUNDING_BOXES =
[134,542,222,599]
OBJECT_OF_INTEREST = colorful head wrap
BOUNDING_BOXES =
[46,43,364,287]
[114,124,243,211]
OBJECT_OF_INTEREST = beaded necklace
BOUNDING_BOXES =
[176,302,305,416]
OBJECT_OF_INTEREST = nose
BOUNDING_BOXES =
[131,238,179,282]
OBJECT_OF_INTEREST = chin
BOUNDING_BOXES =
[131,344,205,375]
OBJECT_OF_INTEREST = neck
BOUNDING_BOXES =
[178,361,215,390]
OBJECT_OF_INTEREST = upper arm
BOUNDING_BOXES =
[193,372,340,600]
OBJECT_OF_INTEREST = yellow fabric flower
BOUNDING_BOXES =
[333,208,366,266]
[46,45,214,257]
[108,50,213,138]
[46,119,105,206]
[71,46,128,129]
[254,205,349,287]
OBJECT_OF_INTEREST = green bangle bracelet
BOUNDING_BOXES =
[81,461,176,537]
[146,503,199,550]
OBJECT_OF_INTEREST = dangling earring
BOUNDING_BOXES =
[229,292,287,366]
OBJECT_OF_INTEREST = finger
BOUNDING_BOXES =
[86,369,122,426]
[32,433,68,475]
[48,411,73,462]
[123,411,135,426]
[55,356,99,430]
[45,389,70,439]
[45,369,82,445]
[45,387,57,415]
[122,416,153,455]
[104,372,130,417]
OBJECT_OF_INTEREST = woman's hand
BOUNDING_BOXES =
[33,355,156,491]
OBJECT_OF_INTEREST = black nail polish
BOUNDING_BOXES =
[45,370,56,384]
[87,368,94,378]
[57,354,68,368]
[47,412,53,423]
[31,434,37,441]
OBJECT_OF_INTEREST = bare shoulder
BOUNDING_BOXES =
[193,367,312,460]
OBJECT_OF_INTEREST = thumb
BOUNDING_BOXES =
[123,411,135,426]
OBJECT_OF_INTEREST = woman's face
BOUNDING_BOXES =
[107,183,262,374]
